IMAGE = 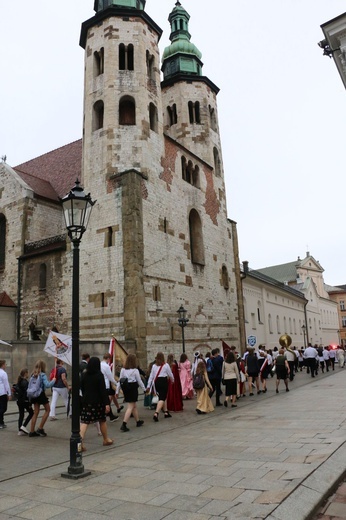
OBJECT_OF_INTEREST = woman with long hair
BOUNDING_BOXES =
[166,354,183,412]
[146,352,174,422]
[116,353,146,432]
[16,368,34,435]
[195,361,214,414]
[178,353,194,400]
[222,352,240,408]
[80,356,113,450]
[29,360,56,437]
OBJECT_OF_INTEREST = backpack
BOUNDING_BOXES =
[119,377,129,392]
[11,384,19,400]
[206,358,213,373]
[27,374,42,400]
[193,373,205,390]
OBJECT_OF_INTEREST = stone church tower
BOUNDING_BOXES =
[0,1,242,364]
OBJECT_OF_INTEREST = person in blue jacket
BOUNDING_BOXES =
[29,360,55,437]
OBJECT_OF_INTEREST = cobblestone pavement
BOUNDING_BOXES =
[1,367,346,520]
[313,478,346,519]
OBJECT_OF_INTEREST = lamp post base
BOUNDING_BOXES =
[61,469,91,480]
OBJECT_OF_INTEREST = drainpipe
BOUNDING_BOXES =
[304,300,309,345]
[17,257,22,340]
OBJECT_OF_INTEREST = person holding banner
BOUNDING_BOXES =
[49,360,71,420]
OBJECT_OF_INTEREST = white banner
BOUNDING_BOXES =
[44,331,72,366]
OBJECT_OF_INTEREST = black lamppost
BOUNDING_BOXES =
[60,180,95,479]
[177,305,189,354]
[301,324,307,348]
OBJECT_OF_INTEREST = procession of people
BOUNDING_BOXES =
[1,341,344,445]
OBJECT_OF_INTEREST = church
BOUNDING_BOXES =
[0,1,243,365]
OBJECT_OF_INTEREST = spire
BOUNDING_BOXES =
[162,2,203,81]
[94,0,145,12]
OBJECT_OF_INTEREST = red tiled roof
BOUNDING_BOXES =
[14,170,59,201]
[0,292,16,307]
[14,139,82,199]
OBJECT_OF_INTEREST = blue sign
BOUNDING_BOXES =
[247,335,257,347]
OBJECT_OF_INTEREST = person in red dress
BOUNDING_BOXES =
[166,354,183,412]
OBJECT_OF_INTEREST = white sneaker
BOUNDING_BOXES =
[20,425,29,434]
[49,417,57,421]
[18,431,26,436]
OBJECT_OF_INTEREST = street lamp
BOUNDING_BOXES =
[60,180,95,479]
[177,305,189,354]
[301,324,307,348]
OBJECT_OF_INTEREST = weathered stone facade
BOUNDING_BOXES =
[0,3,242,366]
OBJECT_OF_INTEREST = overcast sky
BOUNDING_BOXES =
[1,1,346,286]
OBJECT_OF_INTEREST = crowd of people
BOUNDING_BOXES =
[0,343,344,446]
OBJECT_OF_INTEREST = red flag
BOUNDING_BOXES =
[222,340,231,358]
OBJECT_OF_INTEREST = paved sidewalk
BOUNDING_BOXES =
[1,369,346,520]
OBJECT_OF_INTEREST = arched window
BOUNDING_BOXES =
[213,147,221,177]
[167,104,177,126]
[209,104,217,131]
[92,100,104,131]
[146,50,155,81]
[221,265,229,290]
[188,101,201,124]
[119,96,136,125]
[192,165,199,188]
[268,314,273,333]
[93,47,104,77]
[39,263,47,291]
[276,315,280,334]
[119,43,134,71]
[149,103,158,132]
[189,209,205,265]
[0,214,6,269]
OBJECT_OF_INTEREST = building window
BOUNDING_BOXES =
[119,43,134,71]
[119,96,136,125]
[213,147,221,177]
[221,265,229,290]
[251,312,256,329]
[149,103,158,132]
[39,263,47,292]
[167,104,177,126]
[93,47,104,77]
[342,316,346,327]
[341,300,345,311]
[268,314,273,333]
[182,157,200,188]
[92,100,104,131]
[189,209,205,265]
[276,315,280,334]
[153,285,161,302]
[188,101,201,124]
[0,214,6,269]
[105,227,114,248]
[209,104,217,131]
[146,50,155,82]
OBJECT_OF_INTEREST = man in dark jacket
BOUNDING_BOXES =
[208,348,224,406]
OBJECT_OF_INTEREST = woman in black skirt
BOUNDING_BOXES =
[146,352,174,422]
[80,357,113,450]
[116,353,146,432]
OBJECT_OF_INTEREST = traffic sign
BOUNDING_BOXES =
[247,335,257,347]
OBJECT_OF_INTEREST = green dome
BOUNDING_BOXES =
[161,2,203,80]
[94,0,145,12]
[162,39,202,61]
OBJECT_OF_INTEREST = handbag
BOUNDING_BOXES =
[151,394,159,405]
